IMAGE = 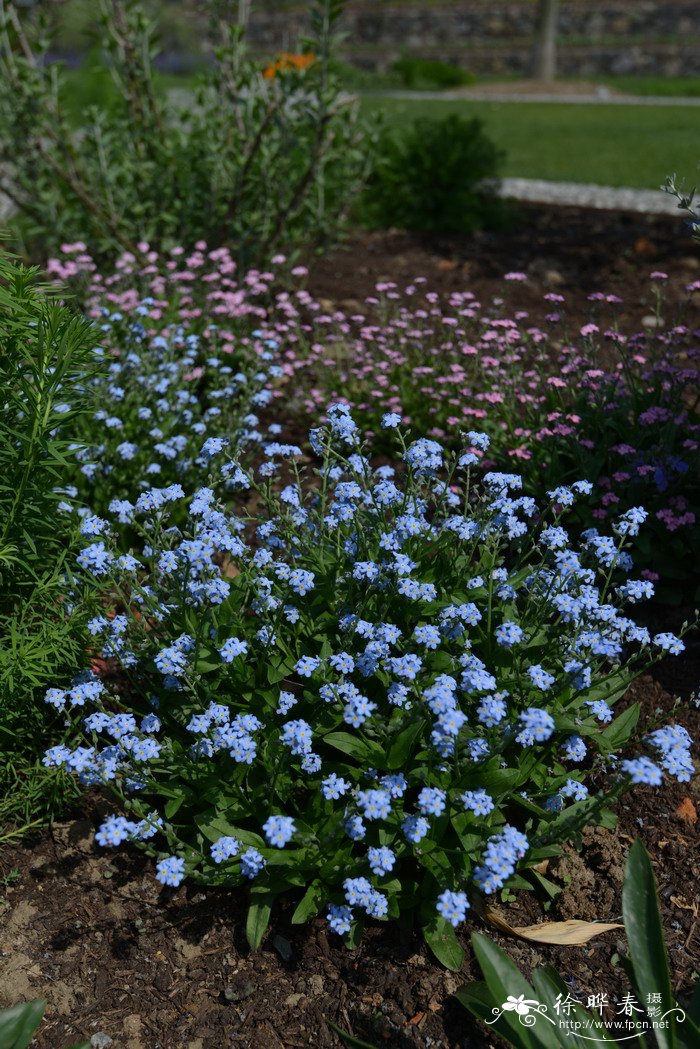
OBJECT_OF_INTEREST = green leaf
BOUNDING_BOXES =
[326,1020,379,1049]
[423,915,465,972]
[468,933,544,1049]
[322,731,384,765]
[245,889,274,950]
[291,882,323,925]
[578,670,630,710]
[0,999,46,1049]
[386,719,424,769]
[164,795,185,819]
[531,969,619,1047]
[531,792,614,848]
[623,839,676,1049]
[461,765,521,796]
[597,703,640,754]
[454,980,519,1042]
[344,915,364,950]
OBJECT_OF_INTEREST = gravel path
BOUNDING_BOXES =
[499,177,682,215]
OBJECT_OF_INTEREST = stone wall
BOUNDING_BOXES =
[242,1,700,78]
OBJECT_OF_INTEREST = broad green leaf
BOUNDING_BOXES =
[461,766,520,796]
[623,840,678,1049]
[245,889,274,950]
[291,882,323,925]
[578,670,630,710]
[531,792,614,848]
[455,981,527,1044]
[386,720,424,769]
[164,795,185,819]
[532,969,620,1047]
[0,999,46,1049]
[469,933,545,1049]
[344,915,364,950]
[423,915,465,972]
[597,703,640,754]
[322,731,384,764]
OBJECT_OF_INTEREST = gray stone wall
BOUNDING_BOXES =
[242,1,700,77]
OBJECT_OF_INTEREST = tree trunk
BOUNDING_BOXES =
[531,0,559,81]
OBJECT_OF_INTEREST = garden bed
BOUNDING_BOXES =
[1,675,697,1049]
[1,200,699,1049]
[306,203,700,326]
[2,198,699,1039]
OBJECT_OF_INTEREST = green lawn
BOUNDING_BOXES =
[362,96,700,190]
[59,65,700,191]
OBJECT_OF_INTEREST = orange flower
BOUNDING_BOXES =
[263,51,316,79]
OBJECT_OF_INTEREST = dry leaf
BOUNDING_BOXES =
[485,905,622,945]
[408,1011,427,1025]
[670,895,699,916]
[436,259,459,271]
[634,237,657,257]
[532,859,550,875]
[675,797,698,825]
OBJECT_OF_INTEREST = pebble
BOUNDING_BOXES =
[91,1034,113,1049]
[308,974,324,996]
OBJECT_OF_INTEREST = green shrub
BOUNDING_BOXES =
[360,114,505,234]
[0,0,371,265]
[0,245,96,824]
[392,56,476,90]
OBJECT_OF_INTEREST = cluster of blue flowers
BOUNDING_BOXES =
[66,304,281,520]
[45,405,691,944]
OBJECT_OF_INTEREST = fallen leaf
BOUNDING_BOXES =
[436,258,459,271]
[532,859,550,875]
[485,905,622,945]
[675,797,697,825]
[670,895,699,916]
[408,1011,426,1025]
[633,237,656,257]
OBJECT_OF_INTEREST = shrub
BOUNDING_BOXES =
[0,0,371,264]
[286,277,700,604]
[45,409,690,965]
[360,114,505,234]
[0,245,96,820]
[391,57,476,91]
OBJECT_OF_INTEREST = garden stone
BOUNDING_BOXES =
[90,1034,113,1049]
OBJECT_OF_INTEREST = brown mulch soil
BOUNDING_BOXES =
[2,207,699,1049]
[306,203,700,331]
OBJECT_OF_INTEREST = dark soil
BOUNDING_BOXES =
[307,203,700,332]
[2,206,699,1049]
